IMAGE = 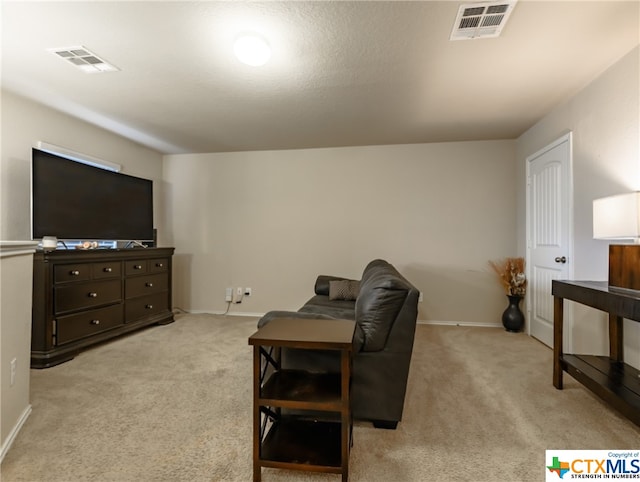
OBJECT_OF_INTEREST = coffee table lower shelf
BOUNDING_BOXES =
[562,354,640,425]
[260,417,343,473]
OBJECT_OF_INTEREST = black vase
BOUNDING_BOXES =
[502,295,524,332]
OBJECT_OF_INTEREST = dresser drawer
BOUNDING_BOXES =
[125,260,147,275]
[54,264,91,283]
[149,258,169,273]
[55,279,122,314]
[56,304,123,345]
[125,273,168,299]
[92,261,121,279]
[125,292,169,321]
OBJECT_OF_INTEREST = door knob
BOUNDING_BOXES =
[555,256,567,263]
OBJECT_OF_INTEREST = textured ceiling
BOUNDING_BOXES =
[2,1,639,154]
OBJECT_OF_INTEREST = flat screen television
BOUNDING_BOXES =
[31,148,154,242]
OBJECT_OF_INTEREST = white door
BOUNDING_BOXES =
[526,133,573,348]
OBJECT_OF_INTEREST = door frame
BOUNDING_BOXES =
[525,132,574,350]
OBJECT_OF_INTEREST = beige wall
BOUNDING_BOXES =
[0,242,37,461]
[164,140,517,324]
[0,90,166,242]
[516,46,640,369]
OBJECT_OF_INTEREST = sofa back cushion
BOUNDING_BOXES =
[355,260,408,352]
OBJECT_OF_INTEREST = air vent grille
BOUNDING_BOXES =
[49,46,119,73]
[464,6,486,16]
[451,1,517,40]
[482,15,504,27]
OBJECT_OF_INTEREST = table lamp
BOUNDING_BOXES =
[593,192,640,291]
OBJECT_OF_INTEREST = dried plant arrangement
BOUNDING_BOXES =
[489,257,527,297]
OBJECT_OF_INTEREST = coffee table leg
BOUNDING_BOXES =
[553,296,564,389]
[253,345,261,482]
[341,349,350,481]
[609,313,623,362]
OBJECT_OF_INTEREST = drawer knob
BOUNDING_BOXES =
[70,270,80,276]
[91,319,100,325]
[145,304,153,309]
[156,263,163,268]
[134,265,143,270]
[103,267,112,273]
[88,292,98,298]
[146,282,153,287]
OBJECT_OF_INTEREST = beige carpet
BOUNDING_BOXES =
[1,314,639,481]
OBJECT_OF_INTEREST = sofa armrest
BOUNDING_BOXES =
[356,259,418,352]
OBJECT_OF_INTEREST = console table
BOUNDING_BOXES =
[552,280,640,425]
[31,247,174,368]
[248,318,355,482]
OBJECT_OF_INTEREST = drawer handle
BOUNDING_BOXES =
[146,282,154,288]
[103,267,112,273]
[145,304,153,309]
[91,319,100,325]
[156,263,163,268]
[88,292,98,298]
[134,265,143,270]
[70,270,80,276]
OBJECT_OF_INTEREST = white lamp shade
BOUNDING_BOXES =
[593,192,640,240]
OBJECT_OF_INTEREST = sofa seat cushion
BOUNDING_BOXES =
[257,310,336,329]
[301,295,356,317]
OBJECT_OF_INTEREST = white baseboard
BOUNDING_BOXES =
[176,310,503,329]
[176,309,264,318]
[417,319,502,328]
[0,404,32,463]
[220,311,264,317]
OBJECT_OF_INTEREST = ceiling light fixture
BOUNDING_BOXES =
[234,34,271,67]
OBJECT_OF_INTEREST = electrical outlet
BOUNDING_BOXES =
[418,292,424,303]
[244,287,252,296]
[235,287,244,304]
[10,358,16,387]
[225,287,233,302]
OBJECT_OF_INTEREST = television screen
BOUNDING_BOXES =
[31,148,154,241]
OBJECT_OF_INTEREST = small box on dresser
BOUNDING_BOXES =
[608,244,640,291]
[31,247,174,368]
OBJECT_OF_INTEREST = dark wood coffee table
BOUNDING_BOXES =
[552,280,640,426]
[248,317,356,481]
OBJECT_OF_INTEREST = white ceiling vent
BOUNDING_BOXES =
[48,46,119,73]
[450,1,517,41]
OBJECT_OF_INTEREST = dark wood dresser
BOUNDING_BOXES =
[31,247,174,368]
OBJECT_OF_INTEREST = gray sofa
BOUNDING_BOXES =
[257,259,419,429]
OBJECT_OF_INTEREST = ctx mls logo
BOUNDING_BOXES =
[547,456,571,479]
[546,450,640,481]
